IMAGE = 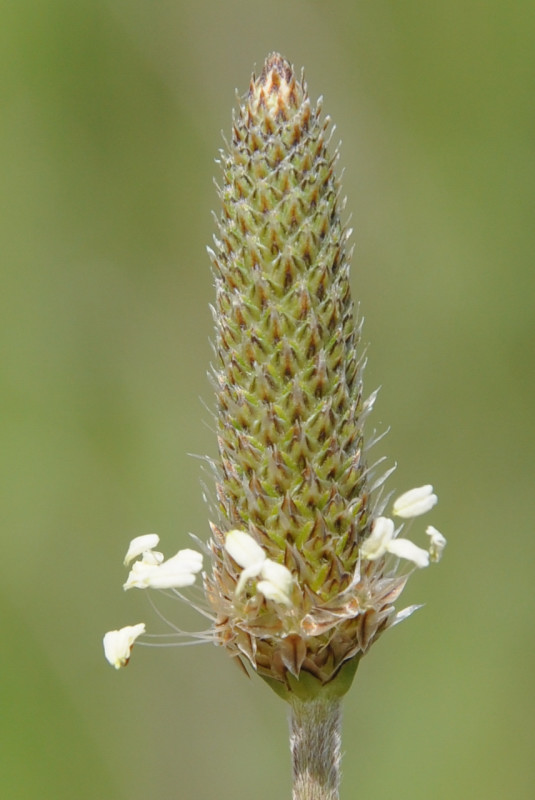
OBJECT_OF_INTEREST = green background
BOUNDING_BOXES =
[2,2,534,798]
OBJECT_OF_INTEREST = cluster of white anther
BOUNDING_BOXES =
[361,485,446,568]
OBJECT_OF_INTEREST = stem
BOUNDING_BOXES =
[289,696,343,800]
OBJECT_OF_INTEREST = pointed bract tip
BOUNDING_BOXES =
[259,53,293,87]
[249,53,302,119]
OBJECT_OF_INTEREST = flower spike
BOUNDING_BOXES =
[104,54,446,710]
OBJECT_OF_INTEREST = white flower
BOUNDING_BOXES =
[360,517,394,561]
[393,485,438,518]
[124,534,162,566]
[361,516,429,568]
[224,530,294,603]
[103,623,145,669]
[426,526,447,562]
[225,530,266,595]
[387,538,429,568]
[225,529,266,569]
[124,548,203,590]
[360,516,395,560]
[257,559,293,606]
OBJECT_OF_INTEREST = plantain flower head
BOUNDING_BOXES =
[104,54,445,702]
[202,53,445,699]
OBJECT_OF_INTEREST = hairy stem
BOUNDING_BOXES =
[289,696,342,800]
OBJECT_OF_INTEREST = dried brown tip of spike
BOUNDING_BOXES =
[260,53,293,88]
[249,53,302,120]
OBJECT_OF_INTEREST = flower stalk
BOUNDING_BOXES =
[290,696,342,800]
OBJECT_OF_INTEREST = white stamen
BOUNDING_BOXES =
[361,516,430,567]
[103,623,145,669]
[225,530,267,595]
[359,516,395,560]
[225,530,266,569]
[124,548,203,590]
[387,538,430,568]
[426,526,447,562]
[224,531,295,603]
[258,559,293,605]
[393,485,438,518]
[235,563,265,596]
[124,534,162,566]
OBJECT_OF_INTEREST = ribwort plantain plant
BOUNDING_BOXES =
[104,53,446,800]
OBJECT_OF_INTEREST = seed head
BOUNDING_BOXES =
[103,55,445,698]
[203,53,444,700]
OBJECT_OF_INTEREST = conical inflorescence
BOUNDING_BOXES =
[205,53,421,698]
[104,54,445,698]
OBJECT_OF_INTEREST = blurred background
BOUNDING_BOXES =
[2,1,534,798]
